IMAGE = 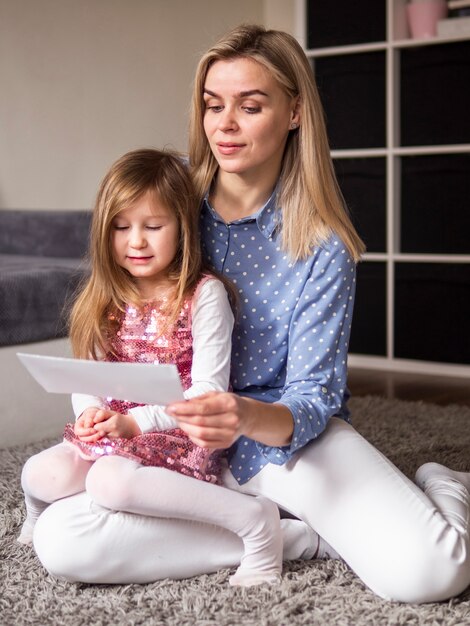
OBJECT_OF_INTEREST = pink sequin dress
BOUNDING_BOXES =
[63,283,222,483]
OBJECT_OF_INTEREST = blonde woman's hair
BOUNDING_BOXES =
[69,149,204,359]
[189,24,365,262]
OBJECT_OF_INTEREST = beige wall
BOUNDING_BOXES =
[0,0,296,211]
[264,0,297,35]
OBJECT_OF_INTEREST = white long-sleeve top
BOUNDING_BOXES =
[71,278,233,434]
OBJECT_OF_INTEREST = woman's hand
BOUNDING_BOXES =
[166,392,247,449]
[166,391,294,450]
[91,409,142,440]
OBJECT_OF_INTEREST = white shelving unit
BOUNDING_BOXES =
[295,0,470,378]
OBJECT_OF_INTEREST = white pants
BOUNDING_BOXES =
[33,418,470,603]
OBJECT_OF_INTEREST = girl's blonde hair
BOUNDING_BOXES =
[189,24,365,262]
[69,148,204,359]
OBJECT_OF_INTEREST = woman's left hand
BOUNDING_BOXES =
[166,391,248,449]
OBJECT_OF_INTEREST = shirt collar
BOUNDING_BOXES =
[202,183,281,240]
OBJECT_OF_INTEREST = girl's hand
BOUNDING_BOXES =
[166,392,249,449]
[74,407,103,442]
[92,409,142,439]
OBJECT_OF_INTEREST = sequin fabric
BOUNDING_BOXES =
[63,286,222,484]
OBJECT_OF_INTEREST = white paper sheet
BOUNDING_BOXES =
[17,353,184,406]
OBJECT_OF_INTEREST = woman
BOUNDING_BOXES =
[33,25,470,603]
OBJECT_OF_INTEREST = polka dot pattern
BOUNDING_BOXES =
[201,192,355,484]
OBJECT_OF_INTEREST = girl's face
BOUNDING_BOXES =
[111,191,179,294]
[203,57,298,182]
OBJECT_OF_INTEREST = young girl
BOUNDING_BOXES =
[33,27,470,603]
[19,148,288,587]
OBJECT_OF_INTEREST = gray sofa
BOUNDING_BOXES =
[0,210,92,346]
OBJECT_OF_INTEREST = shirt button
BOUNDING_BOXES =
[321,387,328,393]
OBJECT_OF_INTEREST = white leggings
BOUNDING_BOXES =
[33,418,470,603]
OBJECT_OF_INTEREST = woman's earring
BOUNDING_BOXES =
[290,122,298,130]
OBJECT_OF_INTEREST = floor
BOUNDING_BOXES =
[347,367,470,408]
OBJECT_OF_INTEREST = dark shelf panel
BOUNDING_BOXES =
[395,263,470,364]
[314,52,386,149]
[335,157,386,253]
[401,40,470,146]
[306,0,386,49]
[401,154,470,254]
[350,262,387,356]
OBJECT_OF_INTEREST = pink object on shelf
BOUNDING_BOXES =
[406,0,448,38]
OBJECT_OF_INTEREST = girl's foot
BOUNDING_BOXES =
[229,497,282,587]
[229,570,281,587]
[17,518,35,546]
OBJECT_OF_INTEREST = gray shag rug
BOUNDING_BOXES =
[1,395,470,626]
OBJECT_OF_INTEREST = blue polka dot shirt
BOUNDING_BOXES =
[200,189,356,484]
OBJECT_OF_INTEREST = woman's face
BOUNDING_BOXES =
[203,57,298,182]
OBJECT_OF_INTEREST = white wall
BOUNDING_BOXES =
[1,339,73,447]
[0,0,296,211]
[1,0,278,211]
[264,0,296,35]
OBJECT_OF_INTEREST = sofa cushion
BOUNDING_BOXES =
[0,254,88,346]
[0,210,92,257]
[0,210,92,346]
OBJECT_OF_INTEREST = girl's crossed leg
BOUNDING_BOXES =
[84,455,282,586]
[19,443,93,545]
